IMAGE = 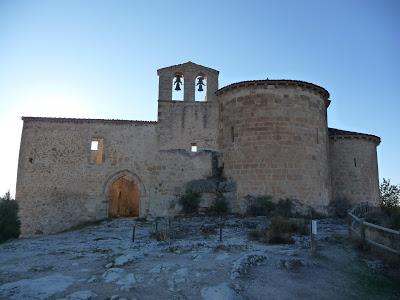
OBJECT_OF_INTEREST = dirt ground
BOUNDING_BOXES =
[0,216,399,300]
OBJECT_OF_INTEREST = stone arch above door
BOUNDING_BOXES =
[104,170,147,217]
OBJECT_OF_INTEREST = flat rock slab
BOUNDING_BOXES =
[201,283,243,300]
[66,290,98,300]
[0,274,74,300]
[102,268,125,283]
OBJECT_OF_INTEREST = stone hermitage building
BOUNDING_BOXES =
[16,62,381,235]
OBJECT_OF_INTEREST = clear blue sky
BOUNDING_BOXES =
[0,0,399,197]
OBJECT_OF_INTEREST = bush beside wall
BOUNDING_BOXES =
[0,192,21,243]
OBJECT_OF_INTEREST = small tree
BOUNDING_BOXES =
[0,191,21,243]
[246,195,275,216]
[179,189,201,214]
[380,178,400,208]
[209,193,229,216]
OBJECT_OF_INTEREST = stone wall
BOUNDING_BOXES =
[329,137,380,205]
[16,118,215,235]
[157,101,219,151]
[146,149,214,216]
[216,81,331,213]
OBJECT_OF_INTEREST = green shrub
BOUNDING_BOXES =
[380,178,400,209]
[275,198,293,217]
[179,190,201,214]
[247,228,266,241]
[209,193,229,215]
[0,192,20,243]
[150,230,169,241]
[247,217,308,244]
[246,196,275,216]
[200,223,217,235]
[266,216,308,244]
[381,206,400,231]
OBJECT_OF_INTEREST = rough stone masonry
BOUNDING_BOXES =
[15,61,381,235]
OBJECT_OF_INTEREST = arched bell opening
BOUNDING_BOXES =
[172,73,184,101]
[195,74,207,102]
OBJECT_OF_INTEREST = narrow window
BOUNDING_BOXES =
[195,75,207,101]
[191,143,198,152]
[90,138,104,165]
[91,140,98,151]
[316,128,319,144]
[231,126,235,143]
[354,157,357,167]
[172,73,184,101]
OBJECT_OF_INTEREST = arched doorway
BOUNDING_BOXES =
[109,175,139,217]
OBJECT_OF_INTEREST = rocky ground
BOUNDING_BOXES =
[0,216,399,300]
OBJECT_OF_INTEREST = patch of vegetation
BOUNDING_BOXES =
[246,195,275,216]
[267,216,308,244]
[200,224,217,236]
[0,191,21,243]
[179,189,201,214]
[366,207,400,231]
[380,178,400,208]
[247,228,266,241]
[208,193,229,216]
[246,196,303,218]
[329,197,351,218]
[150,230,169,241]
[378,178,400,230]
[364,179,400,230]
[247,216,308,244]
[274,198,293,217]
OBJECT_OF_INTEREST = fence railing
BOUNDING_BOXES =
[348,203,400,255]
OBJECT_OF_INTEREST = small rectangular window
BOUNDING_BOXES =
[354,157,357,167]
[90,138,104,165]
[231,126,235,143]
[191,143,198,152]
[316,128,319,144]
[91,140,99,151]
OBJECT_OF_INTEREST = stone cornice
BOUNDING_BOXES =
[216,79,330,105]
[157,61,219,75]
[21,117,157,125]
[328,127,381,145]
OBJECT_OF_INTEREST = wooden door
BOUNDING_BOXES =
[109,175,139,217]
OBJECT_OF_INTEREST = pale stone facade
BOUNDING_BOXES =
[16,62,381,235]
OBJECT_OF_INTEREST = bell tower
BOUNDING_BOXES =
[157,61,219,102]
[156,62,220,151]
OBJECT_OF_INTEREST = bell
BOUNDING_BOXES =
[196,76,205,92]
[174,75,183,91]
[197,77,204,85]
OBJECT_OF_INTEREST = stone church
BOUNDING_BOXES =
[16,62,381,235]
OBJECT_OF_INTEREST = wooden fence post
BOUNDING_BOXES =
[219,217,223,242]
[360,221,366,246]
[348,214,352,238]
